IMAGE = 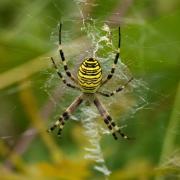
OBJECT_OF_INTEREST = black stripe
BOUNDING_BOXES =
[66,71,71,77]
[81,86,98,90]
[112,133,118,140]
[78,78,102,85]
[63,112,70,120]
[111,68,115,73]
[116,87,123,92]
[78,76,102,82]
[59,50,65,61]
[118,26,121,48]
[107,116,112,121]
[79,69,101,76]
[80,65,100,70]
[64,65,68,70]
[58,128,62,132]
[104,119,109,124]
[107,74,112,79]
[81,66,100,71]
[57,72,63,78]
[118,131,125,138]
[87,58,94,61]
[83,62,99,68]
[114,53,119,64]
[81,86,100,90]
[110,92,114,96]
[80,69,101,75]
[100,93,110,97]
[80,65,100,71]
[67,84,75,88]
[80,69,101,74]
[111,122,115,127]
[57,129,62,136]
[50,124,57,131]
[58,117,62,122]
[59,23,62,45]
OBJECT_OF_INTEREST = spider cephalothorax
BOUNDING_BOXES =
[47,23,133,140]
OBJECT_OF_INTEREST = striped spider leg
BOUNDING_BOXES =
[99,26,133,95]
[100,27,121,87]
[97,77,133,97]
[50,57,80,90]
[58,23,78,84]
[94,96,131,140]
[47,94,83,136]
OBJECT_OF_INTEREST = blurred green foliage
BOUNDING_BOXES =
[0,0,180,179]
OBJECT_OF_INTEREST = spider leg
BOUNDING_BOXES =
[94,96,130,140]
[50,57,80,90]
[97,77,133,97]
[58,23,78,84]
[100,26,121,87]
[47,94,83,136]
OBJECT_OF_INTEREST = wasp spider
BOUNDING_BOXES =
[47,23,133,140]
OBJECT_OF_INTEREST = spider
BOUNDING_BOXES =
[47,23,133,140]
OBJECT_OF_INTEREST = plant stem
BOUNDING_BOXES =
[156,82,180,179]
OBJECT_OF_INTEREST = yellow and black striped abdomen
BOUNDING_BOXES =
[78,58,102,93]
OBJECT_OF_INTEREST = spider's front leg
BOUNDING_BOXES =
[100,26,121,87]
[58,23,78,84]
[47,94,83,136]
[94,96,130,140]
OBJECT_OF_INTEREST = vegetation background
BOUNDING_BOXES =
[0,0,179,179]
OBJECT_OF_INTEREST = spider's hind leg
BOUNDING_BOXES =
[104,113,130,140]
[58,23,78,84]
[47,114,67,137]
[94,96,130,140]
[110,119,130,140]
[47,94,83,136]
[103,117,118,140]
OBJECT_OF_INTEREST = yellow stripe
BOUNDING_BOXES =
[78,77,102,85]
[84,59,98,64]
[78,82,100,88]
[83,61,98,66]
[78,79,102,88]
[81,64,100,71]
[79,66,101,74]
[78,71,102,79]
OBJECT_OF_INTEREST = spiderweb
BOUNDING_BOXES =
[1,0,179,179]
[0,0,148,178]
[42,0,149,178]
